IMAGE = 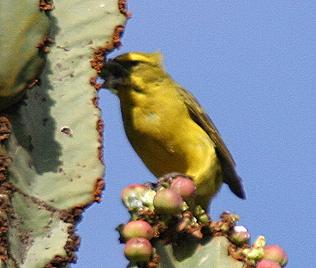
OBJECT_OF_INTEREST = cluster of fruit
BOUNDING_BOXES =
[118,175,287,268]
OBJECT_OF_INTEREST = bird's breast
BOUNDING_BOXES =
[121,102,188,173]
[122,103,216,177]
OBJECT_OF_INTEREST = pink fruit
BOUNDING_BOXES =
[170,176,196,200]
[153,189,183,214]
[256,259,281,268]
[121,184,148,200]
[264,245,288,266]
[122,220,154,241]
[124,238,152,263]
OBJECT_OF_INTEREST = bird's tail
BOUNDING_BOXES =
[223,174,246,199]
[217,152,246,199]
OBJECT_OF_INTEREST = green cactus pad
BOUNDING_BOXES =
[0,0,50,111]
[155,236,244,268]
[2,0,127,267]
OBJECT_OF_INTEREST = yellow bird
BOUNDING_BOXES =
[103,52,245,209]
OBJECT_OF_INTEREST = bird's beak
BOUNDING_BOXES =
[102,59,128,90]
[104,58,128,77]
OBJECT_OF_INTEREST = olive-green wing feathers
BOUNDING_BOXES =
[177,86,246,199]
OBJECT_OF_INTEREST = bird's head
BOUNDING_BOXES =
[112,51,163,67]
[102,52,165,94]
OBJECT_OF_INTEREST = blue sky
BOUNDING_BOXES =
[76,2,316,267]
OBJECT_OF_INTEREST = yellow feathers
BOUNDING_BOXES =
[104,52,245,208]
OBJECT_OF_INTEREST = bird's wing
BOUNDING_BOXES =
[177,86,236,166]
[177,86,246,199]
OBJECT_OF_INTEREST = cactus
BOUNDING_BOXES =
[155,236,244,268]
[0,0,127,267]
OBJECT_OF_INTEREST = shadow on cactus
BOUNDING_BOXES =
[118,175,288,268]
[7,48,62,175]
